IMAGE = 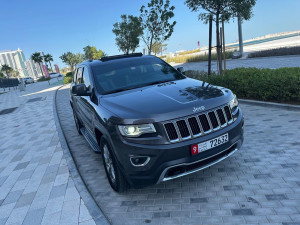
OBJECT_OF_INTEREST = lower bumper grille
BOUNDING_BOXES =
[161,143,238,182]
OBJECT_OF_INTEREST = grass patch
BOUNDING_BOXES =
[178,49,201,55]
[185,67,300,104]
[248,46,300,58]
[166,51,233,63]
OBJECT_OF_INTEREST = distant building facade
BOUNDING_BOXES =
[0,48,29,77]
[25,60,40,78]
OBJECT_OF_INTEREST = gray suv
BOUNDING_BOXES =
[70,53,244,192]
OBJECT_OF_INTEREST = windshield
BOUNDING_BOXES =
[91,57,185,94]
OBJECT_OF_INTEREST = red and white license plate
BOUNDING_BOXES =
[191,133,229,155]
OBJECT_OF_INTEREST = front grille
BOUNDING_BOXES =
[163,105,233,142]
[199,114,210,132]
[217,109,226,126]
[188,117,201,135]
[208,111,219,129]
[224,106,233,122]
[164,123,178,141]
[176,120,190,138]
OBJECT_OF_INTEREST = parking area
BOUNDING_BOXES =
[56,85,300,225]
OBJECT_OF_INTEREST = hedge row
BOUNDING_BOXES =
[248,46,300,58]
[63,72,73,84]
[185,67,300,104]
[166,51,233,63]
[37,76,51,82]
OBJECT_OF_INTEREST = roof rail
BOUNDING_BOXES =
[100,53,143,62]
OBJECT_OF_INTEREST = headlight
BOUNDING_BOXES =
[118,124,156,137]
[229,95,239,110]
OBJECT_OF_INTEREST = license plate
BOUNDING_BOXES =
[191,133,229,155]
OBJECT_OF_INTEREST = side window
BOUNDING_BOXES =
[73,69,78,83]
[82,67,91,90]
[76,68,83,84]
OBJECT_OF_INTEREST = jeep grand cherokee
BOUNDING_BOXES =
[70,53,244,192]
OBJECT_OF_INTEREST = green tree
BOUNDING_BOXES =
[31,52,44,76]
[60,52,84,71]
[140,0,176,55]
[83,46,104,60]
[0,71,5,78]
[1,64,13,78]
[112,15,143,54]
[11,70,19,78]
[44,54,53,72]
[185,0,256,74]
[152,42,167,56]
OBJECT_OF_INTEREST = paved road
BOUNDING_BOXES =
[57,85,300,225]
[0,82,95,225]
[171,55,300,71]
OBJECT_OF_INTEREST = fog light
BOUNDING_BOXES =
[130,156,150,167]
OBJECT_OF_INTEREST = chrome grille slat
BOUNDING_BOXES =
[208,111,219,130]
[214,111,222,127]
[221,107,229,124]
[163,105,234,143]
[216,108,226,127]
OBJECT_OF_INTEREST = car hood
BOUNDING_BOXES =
[100,78,234,123]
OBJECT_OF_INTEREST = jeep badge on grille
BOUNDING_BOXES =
[193,106,205,113]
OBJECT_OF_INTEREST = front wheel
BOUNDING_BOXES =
[100,138,127,193]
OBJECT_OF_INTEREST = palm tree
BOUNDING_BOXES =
[44,54,53,72]
[31,52,44,76]
[1,64,13,78]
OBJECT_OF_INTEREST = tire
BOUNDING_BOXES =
[100,137,128,193]
[73,110,83,135]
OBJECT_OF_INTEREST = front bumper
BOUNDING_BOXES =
[108,110,244,188]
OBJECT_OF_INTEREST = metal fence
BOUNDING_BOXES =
[0,78,19,90]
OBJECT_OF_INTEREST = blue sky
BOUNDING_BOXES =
[0,0,299,68]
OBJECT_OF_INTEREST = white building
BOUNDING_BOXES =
[0,48,29,77]
[25,60,39,79]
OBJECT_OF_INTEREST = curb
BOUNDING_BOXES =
[53,85,110,225]
[239,99,300,111]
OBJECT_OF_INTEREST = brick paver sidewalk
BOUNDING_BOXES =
[56,85,300,225]
[0,82,96,225]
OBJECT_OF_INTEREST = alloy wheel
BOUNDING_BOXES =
[103,144,116,184]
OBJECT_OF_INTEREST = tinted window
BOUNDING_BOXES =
[92,57,185,94]
[76,68,83,84]
[82,67,91,90]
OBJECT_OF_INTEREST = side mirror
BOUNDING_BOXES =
[177,66,185,75]
[72,84,90,96]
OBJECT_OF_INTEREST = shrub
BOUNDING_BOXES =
[178,49,201,55]
[248,46,300,58]
[37,76,51,82]
[63,71,73,84]
[65,72,73,77]
[185,67,300,104]
[63,76,72,84]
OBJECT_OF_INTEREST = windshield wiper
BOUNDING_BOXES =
[104,86,141,95]
[145,79,176,86]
